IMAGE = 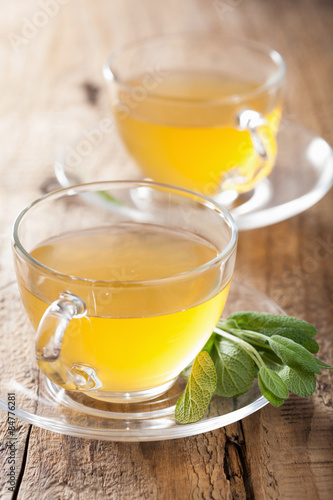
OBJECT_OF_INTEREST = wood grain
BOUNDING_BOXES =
[0,0,332,499]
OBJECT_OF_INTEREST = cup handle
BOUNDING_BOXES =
[236,109,275,162]
[35,291,102,391]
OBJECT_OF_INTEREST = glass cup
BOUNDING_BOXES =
[103,34,286,198]
[12,181,237,403]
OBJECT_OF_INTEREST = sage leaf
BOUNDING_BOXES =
[180,334,217,381]
[277,365,316,397]
[260,327,318,347]
[228,311,317,342]
[97,190,123,205]
[269,335,321,374]
[202,332,217,355]
[258,376,286,407]
[260,351,283,371]
[175,312,332,424]
[227,312,319,354]
[175,351,217,424]
[315,358,333,370]
[301,338,319,354]
[210,337,254,398]
[258,366,289,400]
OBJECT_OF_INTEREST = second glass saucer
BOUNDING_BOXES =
[55,120,333,230]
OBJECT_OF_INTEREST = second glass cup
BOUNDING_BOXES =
[103,34,286,197]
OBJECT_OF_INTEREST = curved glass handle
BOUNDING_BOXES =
[36,291,102,391]
[237,109,275,161]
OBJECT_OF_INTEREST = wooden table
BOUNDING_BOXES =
[0,1,332,498]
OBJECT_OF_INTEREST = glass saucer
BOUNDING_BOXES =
[0,280,284,442]
[55,121,333,230]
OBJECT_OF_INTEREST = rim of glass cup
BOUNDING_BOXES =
[12,180,238,286]
[103,33,286,106]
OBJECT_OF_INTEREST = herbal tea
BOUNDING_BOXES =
[19,224,230,395]
[115,71,282,194]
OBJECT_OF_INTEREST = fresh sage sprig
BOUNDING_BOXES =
[175,312,332,424]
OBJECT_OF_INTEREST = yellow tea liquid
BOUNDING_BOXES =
[19,225,230,394]
[115,71,282,194]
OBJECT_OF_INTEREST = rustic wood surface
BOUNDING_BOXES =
[0,0,332,498]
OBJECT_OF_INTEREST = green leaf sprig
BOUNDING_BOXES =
[175,312,332,424]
